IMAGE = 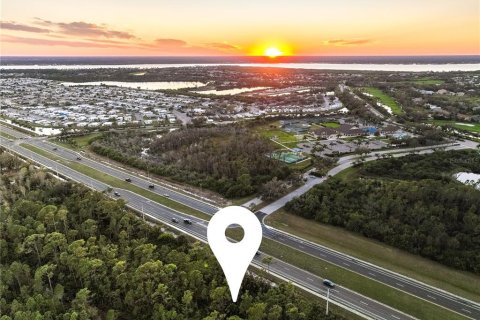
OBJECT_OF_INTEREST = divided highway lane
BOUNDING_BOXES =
[13,136,480,319]
[26,139,220,215]
[0,124,31,139]
[261,222,480,319]
[0,140,414,320]
[119,189,416,320]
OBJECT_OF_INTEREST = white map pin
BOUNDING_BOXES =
[207,206,262,302]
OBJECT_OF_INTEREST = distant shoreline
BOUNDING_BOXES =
[1,55,480,65]
[1,62,479,72]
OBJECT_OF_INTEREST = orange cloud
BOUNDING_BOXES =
[205,42,240,51]
[1,34,133,49]
[1,21,50,33]
[32,18,136,39]
[325,39,371,46]
[154,38,188,47]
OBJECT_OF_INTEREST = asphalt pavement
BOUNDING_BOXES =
[0,137,416,320]
[1,126,479,319]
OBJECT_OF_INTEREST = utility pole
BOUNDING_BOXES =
[326,288,330,316]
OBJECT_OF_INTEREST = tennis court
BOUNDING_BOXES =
[270,151,306,164]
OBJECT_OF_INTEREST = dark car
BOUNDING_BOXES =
[113,191,120,197]
[323,279,335,288]
[183,219,192,225]
[171,218,179,223]
[76,157,82,160]
[52,147,57,151]
[148,184,155,189]
[125,178,132,182]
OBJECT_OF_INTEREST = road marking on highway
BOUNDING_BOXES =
[461,309,472,314]
[395,283,404,287]
[283,266,290,271]
[342,262,350,266]
[368,272,376,277]
[307,277,314,282]
[391,315,400,319]
[427,295,436,300]
[360,301,368,306]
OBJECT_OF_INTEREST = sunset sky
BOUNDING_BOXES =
[1,0,479,56]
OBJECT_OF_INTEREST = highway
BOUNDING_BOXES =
[1,125,479,319]
[0,135,414,320]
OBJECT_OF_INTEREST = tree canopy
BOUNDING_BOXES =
[1,151,342,320]
[286,150,480,273]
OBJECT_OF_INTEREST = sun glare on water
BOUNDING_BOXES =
[265,47,282,58]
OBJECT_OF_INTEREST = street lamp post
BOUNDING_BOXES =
[326,288,330,316]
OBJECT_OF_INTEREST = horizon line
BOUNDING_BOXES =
[2,54,480,58]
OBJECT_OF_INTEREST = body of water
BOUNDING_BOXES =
[196,87,269,95]
[2,62,480,72]
[2,56,479,72]
[61,81,205,90]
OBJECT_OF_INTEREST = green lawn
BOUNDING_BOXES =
[21,143,210,220]
[266,210,480,303]
[227,228,468,320]
[412,78,445,85]
[363,87,404,115]
[288,158,312,170]
[321,122,340,128]
[254,121,299,144]
[260,129,298,143]
[431,120,480,133]
[53,132,103,150]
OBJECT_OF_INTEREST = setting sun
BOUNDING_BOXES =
[265,47,282,58]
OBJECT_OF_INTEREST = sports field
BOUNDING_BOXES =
[270,150,306,163]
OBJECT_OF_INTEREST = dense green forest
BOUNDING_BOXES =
[91,127,293,198]
[286,150,480,273]
[0,151,341,320]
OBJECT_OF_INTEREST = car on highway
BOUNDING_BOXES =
[164,193,170,197]
[183,219,192,224]
[148,184,155,189]
[171,218,178,223]
[113,191,120,197]
[125,178,132,182]
[76,157,81,160]
[322,279,335,288]
[52,147,57,151]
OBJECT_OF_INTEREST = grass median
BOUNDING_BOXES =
[227,228,468,320]
[0,131,17,140]
[266,210,480,303]
[22,143,473,319]
[21,143,210,221]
